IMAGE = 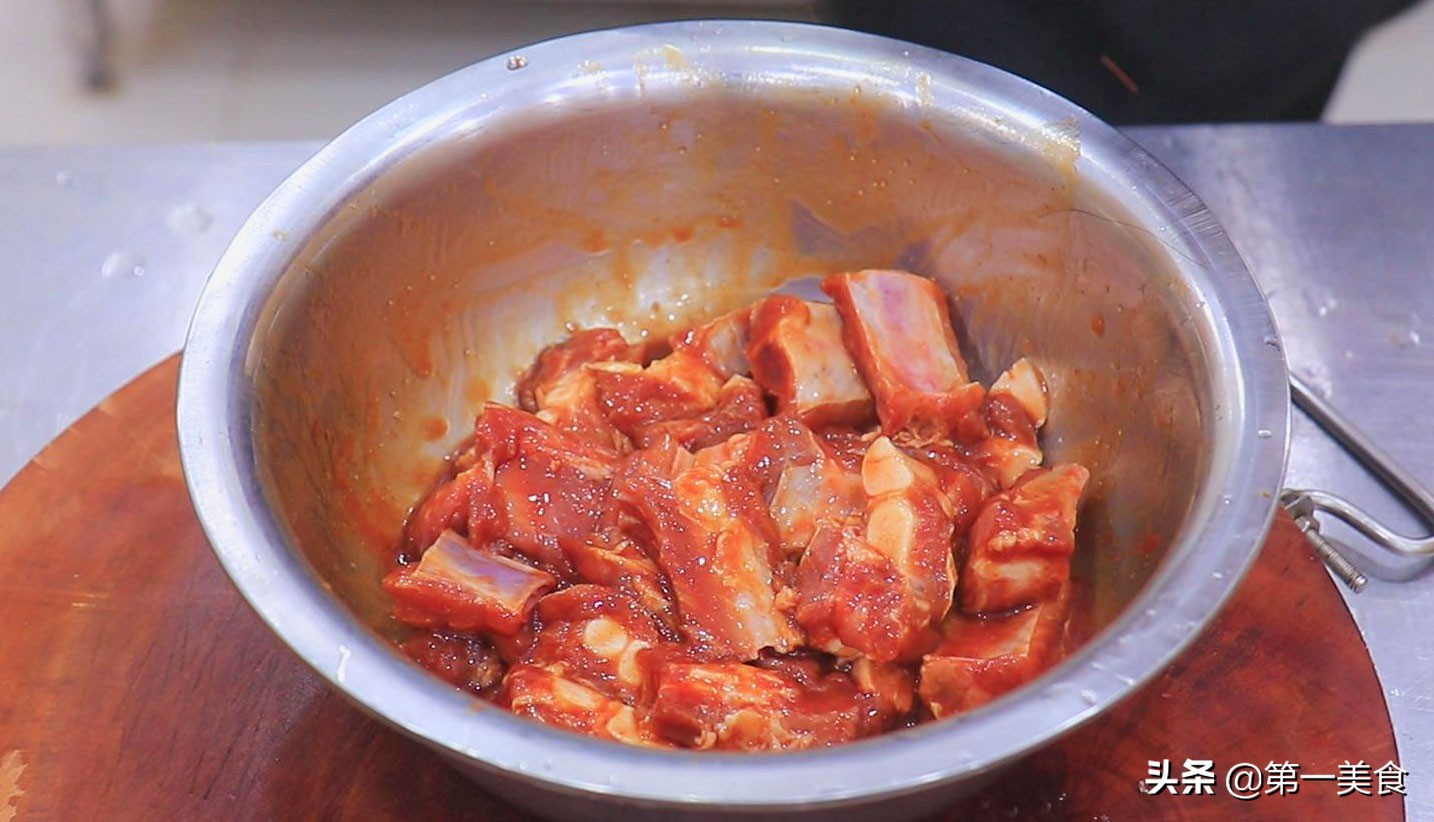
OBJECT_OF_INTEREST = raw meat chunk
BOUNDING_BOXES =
[747,295,873,427]
[383,530,556,635]
[919,587,1069,717]
[650,662,885,750]
[961,464,1089,613]
[823,270,986,443]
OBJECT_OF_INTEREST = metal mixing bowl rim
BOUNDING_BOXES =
[176,19,1289,809]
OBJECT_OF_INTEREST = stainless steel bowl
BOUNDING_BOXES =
[177,20,1288,820]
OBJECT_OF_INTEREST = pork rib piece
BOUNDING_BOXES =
[468,404,619,579]
[823,269,986,444]
[503,664,666,746]
[523,584,666,706]
[961,463,1089,613]
[650,661,886,750]
[517,327,641,453]
[919,586,1069,717]
[747,295,874,428]
[970,357,1049,489]
[383,530,556,635]
[623,461,800,661]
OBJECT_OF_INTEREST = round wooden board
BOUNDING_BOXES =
[0,355,1403,821]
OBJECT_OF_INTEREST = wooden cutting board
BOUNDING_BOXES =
[0,355,1402,821]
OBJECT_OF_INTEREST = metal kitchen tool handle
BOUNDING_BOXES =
[1280,374,1434,592]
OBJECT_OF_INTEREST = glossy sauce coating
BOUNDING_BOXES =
[384,269,1089,750]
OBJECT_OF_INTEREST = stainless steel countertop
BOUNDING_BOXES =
[1,124,1430,817]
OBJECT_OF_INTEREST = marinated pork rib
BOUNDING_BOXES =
[795,522,935,662]
[970,357,1049,489]
[401,465,488,558]
[670,306,753,380]
[518,328,637,411]
[565,530,676,625]
[850,656,916,717]
[961,463,1090,613]
[650,661,886,750]
[401,631,506,696]
[523,585,665,705]
[900,441,993,534]
[469,404,618,579]
[389,268,1092,749]
[589,350,725,437]
[991,357,1049,426]
[822,269,987,444]
[767,440,864,558]
[629,374,767,451]
[517,327,641,454]
[862,436,958,624]
[624,461,800,661]
[920,587,1069,717]
[795,436,959,662]
[733,415,864,558]
[503,665,665,746]
[747,295,874,427]
[384,530,557,634]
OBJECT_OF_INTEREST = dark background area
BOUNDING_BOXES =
[828,0,1417,123]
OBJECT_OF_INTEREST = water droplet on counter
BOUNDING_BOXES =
[506,55,527,71]
[55,169,76,186]
[166,203,212,235]
[1212,571,1225,580]
[1080,689,1098,705]
[1389,688,1403,698]
[1115,674,1136,687]
[100,250,145,279]
[1390,328,1422,348]
[1302,285,1339,318]
[1220,495,1232,506]
[1257,429,1272,439]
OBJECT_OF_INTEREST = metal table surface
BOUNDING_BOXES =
[1,124,1431,817]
